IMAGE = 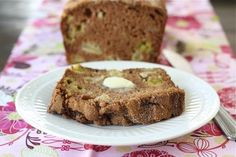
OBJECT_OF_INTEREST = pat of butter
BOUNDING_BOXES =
[102,76,135,89]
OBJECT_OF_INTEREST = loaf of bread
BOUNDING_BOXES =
[61,0,167,63]
[48,64,185,126]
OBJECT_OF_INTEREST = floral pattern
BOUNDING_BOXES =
[0,102,31,134]
[4,55,36,72]
[193,122,222,137]
[217,87,236,109]
[21,145,58,157]
[83,144,111,152]
[167,16,201,30]
[176,138,228,157]
[122,149,175,157]
[0,0,236,156]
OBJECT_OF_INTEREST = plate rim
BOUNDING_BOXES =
[15,61,220,146]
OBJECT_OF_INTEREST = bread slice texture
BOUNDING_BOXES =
[48,65,185,126]
[61,0,167,63]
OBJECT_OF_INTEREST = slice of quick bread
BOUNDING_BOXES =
[48,64,185,126]
[61,0,167,63]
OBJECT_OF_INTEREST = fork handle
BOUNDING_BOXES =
[214,105,236,140]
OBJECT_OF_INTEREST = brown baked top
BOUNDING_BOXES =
[63,0,166,15]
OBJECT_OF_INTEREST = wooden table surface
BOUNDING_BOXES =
[0,0,235,71]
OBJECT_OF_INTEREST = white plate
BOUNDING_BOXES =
[16,61,220,146]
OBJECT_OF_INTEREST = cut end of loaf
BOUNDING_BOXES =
[61,0,167,63]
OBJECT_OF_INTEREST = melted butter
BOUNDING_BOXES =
[102,76,135,89]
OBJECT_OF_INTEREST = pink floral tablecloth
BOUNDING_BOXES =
[0,0,236,156]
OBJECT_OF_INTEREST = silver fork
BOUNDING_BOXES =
[163,49,236,140]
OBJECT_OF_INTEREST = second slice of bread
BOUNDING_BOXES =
[48,65,185,126]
